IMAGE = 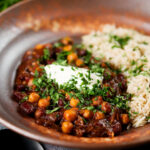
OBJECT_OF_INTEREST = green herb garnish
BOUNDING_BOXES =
[110,35,131,49]
[46,107,60,114]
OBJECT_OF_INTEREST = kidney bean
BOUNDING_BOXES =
[13,91,26,101]
[19,101,35,115]
[77,49,87,57]
[112,120,122,134]
[58,99,64,107]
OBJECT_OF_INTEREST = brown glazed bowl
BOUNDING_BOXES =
[0,0,150,149]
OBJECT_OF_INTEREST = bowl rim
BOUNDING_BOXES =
[0,116,150,149]
[0,0,150,149]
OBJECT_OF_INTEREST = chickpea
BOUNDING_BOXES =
[101,102,111,113]
[35,108,44,119]
[63,109,77,122]
[28,78,33,87]
[26,50,32,56]
[65,92,74,101]
[101,62,107,68]
[92,96,103,106]
[75,59,84,67]
[59,89,65,94]
[70,98,79,107]
[107,131,114,137]
[63,45,72,51]
[103,83,109,88]
[67,52,78,63]
[121,114,129,124]
[80,109,93,119]
[44,43,52,49]
[65,93,71,100]
[77,50,87,57]
[36,65,44,72]
[61,37,72,45]
[61,121,73,134]
[28,92,40,103]
[35,44,44,50]
[38,97,50,107]
[95,111,105,120]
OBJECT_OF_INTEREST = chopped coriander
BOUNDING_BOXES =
[131,60,137,66]
[133,46,140,51]
[112,45,120,49]
[146,116,150,120]
[82,51,92,64]
[89,44,93,48]
[129,64,144,76]
[53,42,63,48]
[55,51,71,65]
[39,48,50,63]
[20,96,28,103]
[83,106,95,111]
[137,87,140,90]
[43,48,50,60]
[46,107,60,114]
[95,57,101,61]
[142,41,148,45]
[34,70,39,78]
[110,35,131,49]
[74,44,84,49]
[133,112,139,115]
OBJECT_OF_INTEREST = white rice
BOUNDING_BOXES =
[82,24,150,127]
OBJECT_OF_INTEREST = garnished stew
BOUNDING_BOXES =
[13,37,131,137]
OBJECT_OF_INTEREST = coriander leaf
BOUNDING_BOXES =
[110,35,131,49]
[46,107,60,114]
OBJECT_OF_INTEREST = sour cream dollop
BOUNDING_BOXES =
[45,64,103,90]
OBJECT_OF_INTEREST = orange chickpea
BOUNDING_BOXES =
[75,59,84,67]
[80,109,93,119]
[38,97,50,107]
[61,37,72,45]
[95,111,105,120]
[121,114,129,124]
[70,98,79,107]
[101,62,107,68]
[65,93,71,100]
[65,92,74,101]
[103,83,109,88]
[63,109,77,122]
[61,121,73,134]
[67,52,78,63]
[35,108,44,119]
[59,89,65,94]
[63,45,72,51]
[28,92,40,103]
[44,43,52,49]
[35,44,44,50]
[28,78,33,87]
[101,102,111,113]
[92,96,103,106]
[107,131,114,137]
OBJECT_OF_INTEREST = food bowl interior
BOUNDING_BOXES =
[0,0,150,149]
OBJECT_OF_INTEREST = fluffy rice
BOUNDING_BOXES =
[82,24,150,127]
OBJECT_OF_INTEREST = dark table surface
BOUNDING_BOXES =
[0,124,150,150]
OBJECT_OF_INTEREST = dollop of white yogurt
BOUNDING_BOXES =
[45,64,103,90]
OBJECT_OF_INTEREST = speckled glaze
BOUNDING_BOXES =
[0,0,150,149]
